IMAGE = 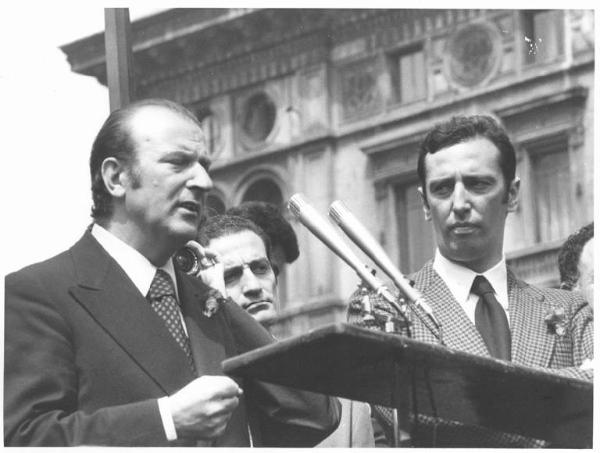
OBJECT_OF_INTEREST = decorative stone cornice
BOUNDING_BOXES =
[330,9,487,50]
[61,9,497,102]
[138,30,330,104]
[61,9,332,92]
[61,9,254,76]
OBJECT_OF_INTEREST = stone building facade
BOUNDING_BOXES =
[63,9,595,338]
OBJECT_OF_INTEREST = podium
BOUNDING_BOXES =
[223,323,592,448]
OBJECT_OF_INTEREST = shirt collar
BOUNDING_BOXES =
[91,224,178,298]
[432,248,509,310]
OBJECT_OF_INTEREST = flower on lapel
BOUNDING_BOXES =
[544,307,567,337]
[203,288,227,318]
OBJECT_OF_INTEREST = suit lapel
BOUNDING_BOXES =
[413,262,490,357]
[68,232,195,394]
[508,271,555,367]
[413,263,557,367]
[177,272,251,446]
[177,271,229,375]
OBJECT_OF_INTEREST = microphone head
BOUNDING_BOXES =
[328,200,348,225]
[287,193,306,219]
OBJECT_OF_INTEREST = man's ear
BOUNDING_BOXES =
[506,177,520,213]
[100,157,128,198]
[418,186,431,221]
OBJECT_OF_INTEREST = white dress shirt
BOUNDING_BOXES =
[91,224,182,441]
[91,223,180,300]
[432,249,510,326]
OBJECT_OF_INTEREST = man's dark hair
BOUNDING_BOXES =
[558,222,594,290]
[417,115,516,203]
[89,98,202,221]
[197,215,273,262]
[227,201,299,264]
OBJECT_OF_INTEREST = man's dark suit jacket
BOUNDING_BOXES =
[4,231,340,446]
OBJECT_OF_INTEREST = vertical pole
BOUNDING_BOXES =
[104,8,134,112]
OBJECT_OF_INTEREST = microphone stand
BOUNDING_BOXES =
[288,194,411,331]
[329,200,443,342]
[288,194,409,447]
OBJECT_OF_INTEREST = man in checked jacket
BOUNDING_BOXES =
[349,115,593,447]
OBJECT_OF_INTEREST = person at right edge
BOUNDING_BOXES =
[347,115,593,448]
[558,222,594,308]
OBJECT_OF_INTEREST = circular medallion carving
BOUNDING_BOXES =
[444,22,501,88]
[241,92,277,144]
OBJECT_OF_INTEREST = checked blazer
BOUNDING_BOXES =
[348,260,593,447]
[411,261,593,376]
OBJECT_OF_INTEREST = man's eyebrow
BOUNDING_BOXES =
[223,257,268,268]
[463,173,496,180]
[428,176,455,186]
[163,148,211,167]
[172,138,205,151]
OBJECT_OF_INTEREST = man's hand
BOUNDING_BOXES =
[195,246,227,297]
[168,375,243,440]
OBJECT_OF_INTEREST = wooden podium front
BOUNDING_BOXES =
[223,323,592,448]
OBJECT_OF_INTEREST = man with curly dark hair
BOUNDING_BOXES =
[198,214,374,448]
[558,222,594,305]
[227,201,299,274]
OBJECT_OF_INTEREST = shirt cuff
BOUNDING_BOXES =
[157,396,178,441]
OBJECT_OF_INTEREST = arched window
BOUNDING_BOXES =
[241,178,283,209]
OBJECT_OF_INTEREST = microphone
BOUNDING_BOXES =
[288,193,403,314]
[329,200,440,330]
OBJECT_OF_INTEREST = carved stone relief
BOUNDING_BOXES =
[338,56,383,121]
[235,85,282,152]
[443,22,502,88]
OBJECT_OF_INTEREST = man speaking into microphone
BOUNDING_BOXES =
[4,99,340,447]
[348,115,593,447]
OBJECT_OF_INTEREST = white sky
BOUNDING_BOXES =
[0,4,162,274]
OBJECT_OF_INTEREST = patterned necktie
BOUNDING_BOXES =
[471,275,511,360]
[147,269,196,373]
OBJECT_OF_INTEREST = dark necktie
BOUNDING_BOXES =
[471,275,511,360]
[147,269,196,373]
